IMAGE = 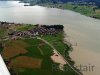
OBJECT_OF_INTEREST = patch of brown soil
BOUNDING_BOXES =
[2,40,28,59]
[9,56,42,69]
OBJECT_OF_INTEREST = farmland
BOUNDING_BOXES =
[0,23,81,75]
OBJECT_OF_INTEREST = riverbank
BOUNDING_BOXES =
[39,3,100,19]
[19,1,100,19]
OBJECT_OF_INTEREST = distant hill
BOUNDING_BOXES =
[18,0,100,6]
[0,0,100,6]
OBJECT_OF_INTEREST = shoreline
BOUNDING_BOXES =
[63,24,100,75]
[19,2,100,20]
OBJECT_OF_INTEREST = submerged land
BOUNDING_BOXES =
[0,21,82,75]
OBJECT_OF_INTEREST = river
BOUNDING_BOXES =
[0,1,100,75]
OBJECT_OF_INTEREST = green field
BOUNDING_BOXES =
[2,36,78,75]
[42,32,72,55]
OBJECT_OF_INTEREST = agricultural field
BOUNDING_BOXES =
[2,40,28,59]
[1,38,54,75]
[0,24,80,75]
[9,56,42,69]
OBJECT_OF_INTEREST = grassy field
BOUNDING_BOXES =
[1,36,78,75]
[0,28,8,39]
[42,32,72,55]
[1,38,57,75]
[17,25,35,31]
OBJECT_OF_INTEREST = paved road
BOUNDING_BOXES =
[37,37,82,75]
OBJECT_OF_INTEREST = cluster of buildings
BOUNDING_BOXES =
[0,21,64,40]
[9,25,63,40]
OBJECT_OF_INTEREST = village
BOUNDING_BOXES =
[0,21,64,40]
